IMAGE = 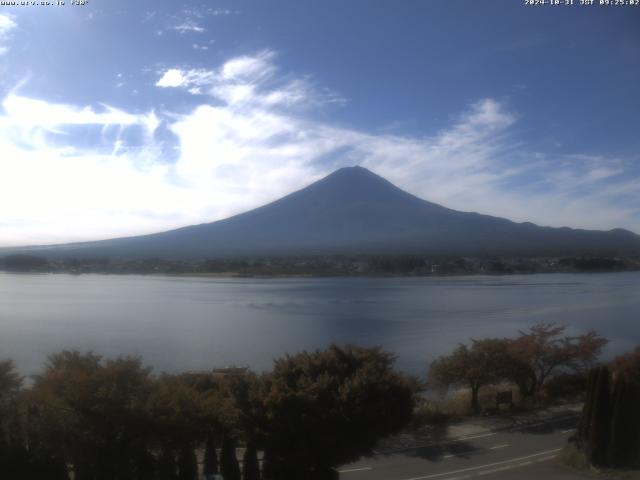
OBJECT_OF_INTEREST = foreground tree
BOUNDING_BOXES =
[612,346,640,381]
[220,433,241,480]
[506,323,607,398]
[260,344,416,479]
[177,444,197,480]
[0,359,22,399]
[429,325,608,410]
[242,441,260,480]
[0,359,22,442]
[0,359,25,477]
[147,373,218,480]
[30,351,155,480]
[575,353,640,468]
[202,433,219,478]
[156,448,177,480]
[429,339,510,413]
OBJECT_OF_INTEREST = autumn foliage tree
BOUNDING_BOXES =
[260,344,417,480]
[0,360,21,399]
[10,336,611,478]
[429,339,511,413]
[146,374,209,480]
[612,346,640,381]
[0,345,420,479]
[30,351,156,480]
[506,323,607,398]
[0,359,26,477]
[18,352,232,480]
[429,324,608,412]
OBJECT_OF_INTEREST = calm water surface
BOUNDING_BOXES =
[1,272,638,376]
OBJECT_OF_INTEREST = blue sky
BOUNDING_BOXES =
[0,0,639,246]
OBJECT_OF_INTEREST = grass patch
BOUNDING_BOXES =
[410,399,455,427]
[558,445,640,479]
[558,444,591,471]
[410,392,473,427]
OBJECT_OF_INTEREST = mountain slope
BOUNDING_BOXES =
[7,166,640,259]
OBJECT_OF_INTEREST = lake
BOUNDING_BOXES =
[1,271,639,377]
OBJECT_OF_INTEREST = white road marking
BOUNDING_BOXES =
[561,429,575,434]
[488,444,509,450]
[338,466,373,473]
[374,413,579,455]
[453,432,497,442]
[476,455,558,477]
[401,448,562,480]
[443,454,456,459]
[411,456,558,480]
[430,454,558,480]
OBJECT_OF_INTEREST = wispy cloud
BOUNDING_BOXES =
[156,50,344,108]
[0,14,15,33]
[163,5,237,35]
[0,50,638,246]
[2,95,159,131]
[0,14,16,55]
[208,8,238,16]
[171,22,205,34]
[180,6,239,19]
[156,68,217,89]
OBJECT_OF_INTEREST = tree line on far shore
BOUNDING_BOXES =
[2,253,638,276]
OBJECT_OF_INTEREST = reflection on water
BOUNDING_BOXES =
[0,271,639,376]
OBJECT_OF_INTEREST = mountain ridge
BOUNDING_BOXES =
[3,166,640,259]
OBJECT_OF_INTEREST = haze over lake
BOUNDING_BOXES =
[1,271,639,376]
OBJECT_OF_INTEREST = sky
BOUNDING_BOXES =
[0,0,639,246]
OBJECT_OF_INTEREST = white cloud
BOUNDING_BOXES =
[156,50,341,110]
[209,8,237,16]
[0,14,16,34]
[155,68,217,89]
[162,6,237,36]
[221,50,275,80]
[151,52,640,233]
[2,95,159,132]
[172,22,205,34]
[0,14,16,55]
[154,51,275,94]
[142,11,156,23]
[463,98,515,130]
[0,50,638,246]
[0,96,184,246]
[156,69,186,88]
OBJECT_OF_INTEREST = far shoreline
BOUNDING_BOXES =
[2,252,639,278]
[2,267,639,280]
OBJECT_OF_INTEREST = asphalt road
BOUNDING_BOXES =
[338,413,587,480]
